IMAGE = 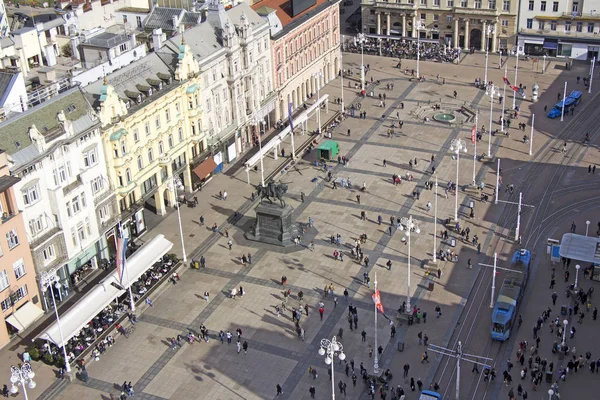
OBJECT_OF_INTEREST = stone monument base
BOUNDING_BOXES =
[245,202,298,247]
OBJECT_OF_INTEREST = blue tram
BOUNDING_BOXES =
[491,249,531,341]
[418,390,442,400]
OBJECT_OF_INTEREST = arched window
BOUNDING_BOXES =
[158,141,164,154]
[137,156,143,170]
[168,134,174,148]
[125,168,132,183]
[148,148,154,162]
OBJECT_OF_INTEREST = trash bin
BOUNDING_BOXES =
[397,341,405,352]
[546,371,552,383]
[428,282,435,291]
[561,305,567,315]
[194,261,199,269]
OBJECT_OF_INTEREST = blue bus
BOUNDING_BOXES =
[491,249,531,341]
[547,90,583,118]
[419,390,442,400]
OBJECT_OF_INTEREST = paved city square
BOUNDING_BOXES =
[3,51,600,400]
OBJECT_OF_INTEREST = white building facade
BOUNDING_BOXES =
[517,0,600,59]
[0,87,119,308]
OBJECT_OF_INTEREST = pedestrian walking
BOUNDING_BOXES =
[319,306,325,320]
[309,386,316,398]
[146,298,154,307]
[276,384,283,396]
[242,341,248,354]
[236,340,241,353]
[227,239,233,250]
[204,291,209,302]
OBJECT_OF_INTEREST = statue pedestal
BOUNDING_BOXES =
[245,203,298,247]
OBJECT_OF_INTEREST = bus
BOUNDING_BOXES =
[418,390,442,400]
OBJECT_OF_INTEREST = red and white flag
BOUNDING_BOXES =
[471,125,477,144]
[372,288,385,314]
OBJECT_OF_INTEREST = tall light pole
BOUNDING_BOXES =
[575,264,581,289]
[312,71,323,134]
[356,33,366,94]
[486,84,499,156]
[339,49,345,111]
[529,114,535,156]
[590,57,596,94]
[512,51,519,110]
[415,20,424,78]
[40,269,71,373]
[450,138,467,220]
[542,54,547,74]
[373,272,380,375]
[495,158,500,204]
[586,220,590,236]
[484,25,494,85]
[401,216,420,312]
[10,363,36,399]
[169,175,187,263]
[318,336,346,400]
[253,116,265,187]
[562,319,568,346]
[501,64,507,132]
[472,115,477,185]
[433,176,438,263]
[560,81,567,121]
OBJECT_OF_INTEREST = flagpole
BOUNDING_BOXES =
[120,223,136,312]
[288,103,296,159]
[373,272,379,375]
[472,114,477,185]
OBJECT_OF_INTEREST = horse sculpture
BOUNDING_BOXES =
[256,182,288,208]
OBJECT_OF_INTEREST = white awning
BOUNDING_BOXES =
[521,37,545,45]
[6,301,44,331]
[559,233,600,265]
[38,234,173,347]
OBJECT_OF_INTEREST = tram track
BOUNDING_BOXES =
[430,87,600,399]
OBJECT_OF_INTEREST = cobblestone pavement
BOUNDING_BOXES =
[2,52,599,400]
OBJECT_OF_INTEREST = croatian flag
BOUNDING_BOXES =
[288,102,294,132]
[503,77,526,98]
[116,222,128,286]
[372,288,385,314]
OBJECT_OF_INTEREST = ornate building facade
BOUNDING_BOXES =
[360,0,519,52]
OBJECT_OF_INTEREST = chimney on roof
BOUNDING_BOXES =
[152,28,165,50]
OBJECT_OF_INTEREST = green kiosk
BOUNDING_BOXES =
[316,140,340,161]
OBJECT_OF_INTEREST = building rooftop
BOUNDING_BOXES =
[83,32,130,49]
[117,6,151,13]
[83,51,177,113]
[0,87,92,156]
[143,7,202,32]
[0,175,21,193]
[252,0,332,28]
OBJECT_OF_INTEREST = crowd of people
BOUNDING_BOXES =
[345,37,461,63]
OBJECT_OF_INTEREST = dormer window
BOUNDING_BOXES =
[158,82,163,90]
[148,88,153,96]
[136,95,142,104]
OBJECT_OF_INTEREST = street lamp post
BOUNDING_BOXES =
[486,84,499,156]
[575,264,581,289]
[340,49,345,112]
[542,54,547,74]
[40,269,71,373]
[252,116,265,187]
[450,138,468,220]
[415,21,424,78]
[318,336,346,400]
[356,33,366,94]
[495,158,500,205]
[10,363,36,400]
[484,26,494,85]
[529,114,535,156]
[501,64,507,133]
[433,176,438,263]
[586,220,590,236]
[590,57,596,94]
[562,319,568,346]
[312,71,323,134]
[561,81,567,121]
[512,50,519,110]
[400,216,420,312]
[169,176,187,263]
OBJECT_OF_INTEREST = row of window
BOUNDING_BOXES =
[0,285,28,312]
[526,19,595,32]
[0,258,26,292]
[528,0,579,13]
[71,218,92,248]
[378,0,510,10]
[116,121,187,159]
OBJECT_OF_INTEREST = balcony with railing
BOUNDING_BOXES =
[519,27,598,39]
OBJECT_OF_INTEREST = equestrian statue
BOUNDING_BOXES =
[256,182,288,208]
